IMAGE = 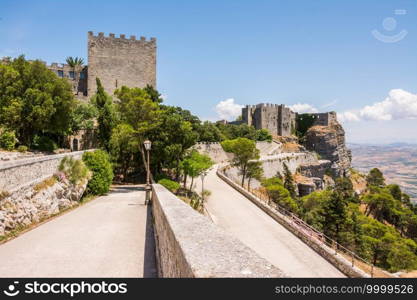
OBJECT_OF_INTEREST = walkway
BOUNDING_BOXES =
[0,185,156,277]
[194,167,345,277]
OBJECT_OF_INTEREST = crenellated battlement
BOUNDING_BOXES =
[88,31,156,43]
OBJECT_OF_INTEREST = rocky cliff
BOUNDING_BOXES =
[303,121,351,177]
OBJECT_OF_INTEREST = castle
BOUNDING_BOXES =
[242,103,337,137]
[45,31,157,98]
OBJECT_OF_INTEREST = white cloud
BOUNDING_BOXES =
[338,111,360,122]
[289,103,318,113]
[215,98,244,121]
[321,99,338,109]
[338,89,417,123]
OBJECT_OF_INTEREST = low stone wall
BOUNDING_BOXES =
[151,184,285,278]
[216,168,370,278]
[193,141,282,164]
[0,150,93,193]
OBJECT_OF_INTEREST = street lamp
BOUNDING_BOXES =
[144,140,152,205]
[200,170,208,211]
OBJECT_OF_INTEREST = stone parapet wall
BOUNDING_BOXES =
[151,184,284,278]
[0,150,93,193]
[216,168,371,278]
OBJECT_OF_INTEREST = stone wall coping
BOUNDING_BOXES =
[0,150,95,172]
[151,184,285,278]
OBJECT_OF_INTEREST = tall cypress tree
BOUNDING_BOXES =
[92,78,116,150]
[283,163,297,199]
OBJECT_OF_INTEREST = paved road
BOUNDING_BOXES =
[0,185,156,277]
[195,167,345,278]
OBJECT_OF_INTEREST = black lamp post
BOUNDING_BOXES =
[144,140,152,205]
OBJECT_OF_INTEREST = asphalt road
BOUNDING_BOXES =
[0,185,156,278]
[195,167,345,278]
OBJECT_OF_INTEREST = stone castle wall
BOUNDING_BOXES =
[87,32,156,96]
[242,104,296,137]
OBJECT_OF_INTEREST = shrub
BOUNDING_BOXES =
[0,131,16,150]
[82,150,113,195]
[58,156,91,185]
[158,179,180,193]
[32,135,58,152]
[17,145,28,152]
[0,190,10,200]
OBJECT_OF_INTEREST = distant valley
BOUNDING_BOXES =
[350,143,417,203]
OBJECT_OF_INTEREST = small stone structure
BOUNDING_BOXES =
[151,184,284,278]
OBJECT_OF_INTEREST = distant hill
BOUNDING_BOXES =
[349,143,417,203]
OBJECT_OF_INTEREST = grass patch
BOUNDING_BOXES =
[33,177,57,193]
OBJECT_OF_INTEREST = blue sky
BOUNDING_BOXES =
[1,0,416,143]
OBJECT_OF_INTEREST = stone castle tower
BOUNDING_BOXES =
[43,31,156,98]
[87,31,156,96]
[242,104,297,137]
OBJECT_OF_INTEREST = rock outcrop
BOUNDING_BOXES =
[304,121,351,177]
[0,178,87,236]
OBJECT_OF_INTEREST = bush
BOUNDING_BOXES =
[82,150,113,195]
[32,135,58,152]
[158,179,180,193]
[17,145,28,152]
[0,131,16,150]
[58,156,91,185]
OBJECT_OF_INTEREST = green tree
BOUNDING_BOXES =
[91,78,117,150]
[198,121,224,142]
[366,168,385,189]
[109,124,140,181]
[283,163,297,198]
[149,106,199,179]
[221,138,260,186]
[65,56,84,94]
[181,150,213,190]
[82,150,114,195]
[0,56,75,146]
[70,100,98,132]
[144,84,163,103]
[246,160,263,189]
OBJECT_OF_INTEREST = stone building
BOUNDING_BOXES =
[242,103,297,137]
[45,31,157,99]
[242,103,338,137]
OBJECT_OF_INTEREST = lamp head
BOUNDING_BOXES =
[143,140,152,151]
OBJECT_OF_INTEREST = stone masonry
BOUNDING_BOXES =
[87,32,156,96]
[41,31,157,98]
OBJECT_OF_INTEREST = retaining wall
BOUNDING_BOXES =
[151,184,285,278]
[0,150,93,193]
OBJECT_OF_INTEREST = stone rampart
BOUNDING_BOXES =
[151,184,284,278]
